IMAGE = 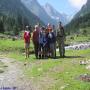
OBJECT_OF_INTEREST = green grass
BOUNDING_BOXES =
[0,36,90,90]
[0,38,34,62]
[66,35,90,45]
[24,60,62,77]
[23,49,90,90]
[0,39,34,52]
[8,52,35,62]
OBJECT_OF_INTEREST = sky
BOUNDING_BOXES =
[38,0,87,16]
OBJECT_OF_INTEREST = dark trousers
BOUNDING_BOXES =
[43,44,48,58]
[57,37,65,57]
[34,42,39,59]
[38,44,43,58]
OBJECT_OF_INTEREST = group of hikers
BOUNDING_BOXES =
[24,22,66,59]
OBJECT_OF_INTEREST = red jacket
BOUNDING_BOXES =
[24,31,31,43]
[32,30,39,44]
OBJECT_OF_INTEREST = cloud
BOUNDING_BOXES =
[69,0,87,9]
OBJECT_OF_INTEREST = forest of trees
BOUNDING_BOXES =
[0,0,44,35]
[0,13,27,35]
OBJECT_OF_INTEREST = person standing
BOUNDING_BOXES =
[38,30,44,59]
[52,25,56,58]
[24,26,31,59]
[42,27,47,59]
[46,24,56,58]
[49,30,56,58]
[32,25,40,59]
[57,22,66,58]
[46,23,52,57]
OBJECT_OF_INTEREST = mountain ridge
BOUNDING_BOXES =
[44,3,69,25]
[65,0,90,34]
[21,0,56,25]
[21,0,69,25]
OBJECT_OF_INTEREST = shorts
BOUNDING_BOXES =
[25,43,30,48]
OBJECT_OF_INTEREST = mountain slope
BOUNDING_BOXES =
[74,0,90,18]
[0,0,44,27]
[65,0,90,34]
[21,0,57,25]
[44,3,69,25]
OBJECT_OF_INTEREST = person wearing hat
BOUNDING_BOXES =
[24,25,31,59]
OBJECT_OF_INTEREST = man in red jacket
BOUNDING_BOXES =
[32,25,40,59]
[24,26,31,59]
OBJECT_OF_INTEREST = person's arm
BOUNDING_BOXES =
[29,32,31,38]
[32,31,35,43]
[62,27,66,36]
[62,27,66,41]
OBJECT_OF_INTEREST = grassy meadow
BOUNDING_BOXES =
[0,34,90,90]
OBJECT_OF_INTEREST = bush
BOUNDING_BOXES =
[70,36,74,40]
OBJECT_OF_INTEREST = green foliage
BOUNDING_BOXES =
[0,20,4,33]
[65,13,90,35]
[66,35,90,45]
[65,0,90,35]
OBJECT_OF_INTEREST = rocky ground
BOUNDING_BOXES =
[0,58,36,90]
[65,42,90,50]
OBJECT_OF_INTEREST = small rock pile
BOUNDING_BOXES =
[79,74,90,82]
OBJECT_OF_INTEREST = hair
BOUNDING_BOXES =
[35,25,38,29]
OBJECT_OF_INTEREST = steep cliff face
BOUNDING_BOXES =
[44,3,69,25]
[21,0,57,25]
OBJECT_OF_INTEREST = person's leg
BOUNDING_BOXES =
[41,44,43,59]
[49,43,51,58]
[59,40,62,57]
[45,44,48,58]
[57,39,62,57]
[25,48,27,59]
[36,42,39,59]
[27,48,29,58]
[46,43,50,58]
[50,43,53,57]
[50,44,52,57]
[43,47,45,58]
[61,38,65,57]
[52,43,55,58]
[27,43,30,58]
[54,42,56,58]
[24,46,28,65]
[39,44,41,59]
[25,43,28,59]
[61,43,63,57]
[34,44,37,59]
[62,40,65,57]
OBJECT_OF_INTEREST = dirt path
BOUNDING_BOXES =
[0,57,36,90]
